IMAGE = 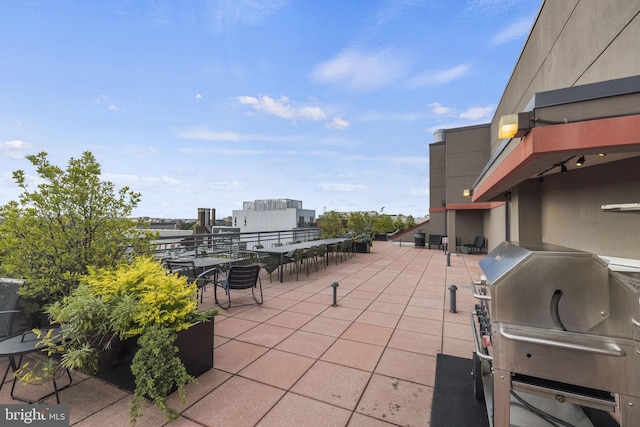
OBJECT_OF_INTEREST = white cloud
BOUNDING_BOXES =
[175,128,303,142]
[207,0,288,30]
[1,140,34,159]
[410,63,471,86]
[207,180,242,190]
[490,17,533,46]
[92,94,109,105]
[459,105,494,120]
[409,64,471,87]
[238,95,326,121]
[428,102,454,116]
[311,48,408,92]
[317,182,365,192]
[92,94,119,111]
[102,173,182,188]
[195,93,203,99]
[327,117,350,130]
[180,147,268,156]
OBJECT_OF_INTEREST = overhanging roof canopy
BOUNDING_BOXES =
[472,76,640,202]
[473,114,640,202]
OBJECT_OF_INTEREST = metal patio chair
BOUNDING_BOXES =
[166,259,215,303]
[214,265,263,309]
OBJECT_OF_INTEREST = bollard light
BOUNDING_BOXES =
[331,282,339,306]
[448,284,458,313]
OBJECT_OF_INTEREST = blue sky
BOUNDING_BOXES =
[0,0,539,219]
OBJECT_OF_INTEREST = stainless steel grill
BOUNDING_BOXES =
[471,241,640,427]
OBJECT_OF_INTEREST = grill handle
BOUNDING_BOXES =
[632,318,640,327]
[471,280,491,300]
[470,313,493,361]
[499,326,626,357]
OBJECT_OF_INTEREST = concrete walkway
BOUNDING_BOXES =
[0,241,485,426]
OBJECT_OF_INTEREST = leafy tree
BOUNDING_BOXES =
[374,214,395,234]
[179,220,197,231]
[0,151,155,314]
[393,214,405,231]
[319,210,345,238]
[406,215,416,228]
[347,211,367,235]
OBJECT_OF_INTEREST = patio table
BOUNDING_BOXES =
[255,238,349,282]
[0,327,71,403]
[169,257,239,273]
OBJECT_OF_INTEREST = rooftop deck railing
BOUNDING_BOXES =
[152,228,322,259]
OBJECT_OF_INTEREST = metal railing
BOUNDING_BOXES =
[152,228,322,259]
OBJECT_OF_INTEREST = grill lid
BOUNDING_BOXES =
[479,241,610,332]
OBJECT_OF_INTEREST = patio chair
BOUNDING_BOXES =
[285,249,303,280]
[464,236,486,254]
[241,250,264,266]
[0,278,30,340]
[303,245,318,276]
[316,244,327,269]
[259,253,281,283]
[427,234,443,250]
[214,265,263,309]
[329,241,344,264]
[166,260,214,303]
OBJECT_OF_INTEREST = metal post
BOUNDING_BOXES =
[447,251,451,267]
[448,284,457,313]
[331,282,339,306]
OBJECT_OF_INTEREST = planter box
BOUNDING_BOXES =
[96,320,214,392]
[354,241,370,253]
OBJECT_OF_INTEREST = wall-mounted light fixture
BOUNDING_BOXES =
[463,189,473,197]
[498,112,533,139]
[575,156,585,167]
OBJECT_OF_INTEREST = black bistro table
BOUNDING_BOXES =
[0,327,72,403]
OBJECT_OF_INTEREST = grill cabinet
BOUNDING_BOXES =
[471,241,640,427]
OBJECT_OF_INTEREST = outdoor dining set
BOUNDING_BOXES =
[163,237,353,309]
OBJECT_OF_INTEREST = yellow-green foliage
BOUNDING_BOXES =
[46,255,216,375]
[82,256,198,336]
[42,256,217,425]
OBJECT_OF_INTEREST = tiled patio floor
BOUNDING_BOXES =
[0,241,485,426]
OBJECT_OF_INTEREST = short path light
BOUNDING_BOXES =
[331,282,339,306]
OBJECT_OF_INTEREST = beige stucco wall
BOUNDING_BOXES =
[430,125,491,246]
[492,1,640,149]
[444,125,490,205]
[429,142,446,236]
[429,0,640,256]
[539,157,640,258]
[485,0,640,256]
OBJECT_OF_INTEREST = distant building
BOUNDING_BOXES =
[232,199,316,232]
[194,208,215,234]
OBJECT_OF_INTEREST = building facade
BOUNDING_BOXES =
[232,199,316,233]
[431,0,640,260]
